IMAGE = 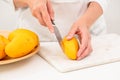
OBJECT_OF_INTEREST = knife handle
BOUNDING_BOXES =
[51,20,55,25]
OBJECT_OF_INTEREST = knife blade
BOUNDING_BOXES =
[51,20,63,49]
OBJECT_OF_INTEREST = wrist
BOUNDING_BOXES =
[13,0,28,9]
[77,2,103,29]
[77,16,91,30]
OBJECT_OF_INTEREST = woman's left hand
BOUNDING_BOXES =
[66,20,93,60]
[66,1,104,60]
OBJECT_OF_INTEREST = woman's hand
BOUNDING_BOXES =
[66,2,103,60]
[66,19,93,60]
[14,0,54,32]
[27,0,54,32]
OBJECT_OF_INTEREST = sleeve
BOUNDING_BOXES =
[2,0,16,11]
[88,0,108,12]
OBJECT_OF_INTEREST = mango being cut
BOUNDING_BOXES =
[61,37,79,60]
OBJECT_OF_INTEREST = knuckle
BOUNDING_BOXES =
[32,12,36,17]
[42,14,48,19]
[31,8,38,17]
[39,5,44,10]
[31,4,45,12]
[41,23,46,26]
[39,20,45,26]
[32,6,38,12]
[51,10,54,15]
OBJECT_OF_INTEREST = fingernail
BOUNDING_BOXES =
[66,36,70,39]
[51,18,54,22]
[51,17,54,21]
[66,35,72,40]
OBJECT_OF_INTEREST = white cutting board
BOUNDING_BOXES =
[38,34,120,72]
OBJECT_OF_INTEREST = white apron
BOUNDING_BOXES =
[17,0,107,41]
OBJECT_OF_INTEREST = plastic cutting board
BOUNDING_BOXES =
[38,34,120,72]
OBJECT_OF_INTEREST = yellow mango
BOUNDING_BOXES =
[61,37,79,60]
[5,29,39,58]
[0,35,9,59]
[8,28,39,45]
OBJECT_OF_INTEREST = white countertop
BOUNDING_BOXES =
[1,34,120,80]
[0,54,120,80]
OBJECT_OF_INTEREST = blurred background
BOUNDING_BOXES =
[0,0,120,34]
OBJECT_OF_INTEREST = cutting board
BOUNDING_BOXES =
[38,34,120,72]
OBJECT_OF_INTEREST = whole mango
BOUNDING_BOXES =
[5,29,39,58]
[0,35,9,59]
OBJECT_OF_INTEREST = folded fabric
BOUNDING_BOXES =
[38,33,120,72]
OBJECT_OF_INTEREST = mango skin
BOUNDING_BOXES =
[61,37,79,60]
[5,29,39,58]
[0,35,9,59]
[8,29,39,45]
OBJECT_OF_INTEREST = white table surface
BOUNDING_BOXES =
[0,54,120,80]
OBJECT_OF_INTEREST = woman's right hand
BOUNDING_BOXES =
[14,0,54,32]
[27,0,54,32]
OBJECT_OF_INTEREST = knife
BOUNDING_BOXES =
[51,20,63,50]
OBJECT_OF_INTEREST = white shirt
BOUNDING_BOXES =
[3,0,107,41]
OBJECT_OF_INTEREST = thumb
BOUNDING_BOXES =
[66,26,77,40]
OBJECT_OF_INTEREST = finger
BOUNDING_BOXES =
[77,32,88,57]
[66,26,78,40]
[34,11,46,26]
[77,41,92,60]
[77,44,87,58]
[47,0,54,20]
[41,5,54,33]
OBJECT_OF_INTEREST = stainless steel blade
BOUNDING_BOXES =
[52,20,62,48]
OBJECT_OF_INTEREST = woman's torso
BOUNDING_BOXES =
[17,0,106,41]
